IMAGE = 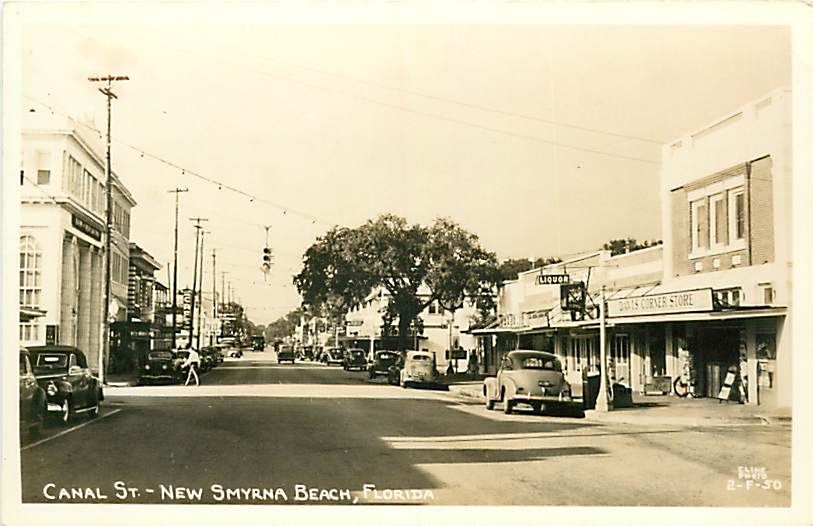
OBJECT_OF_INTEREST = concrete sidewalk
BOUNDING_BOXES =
[446,380,791,427]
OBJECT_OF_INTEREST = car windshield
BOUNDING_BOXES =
[33,353,68,373]
[176,351,189,359]
[148,351,173,360]
[521,357,561,371]
[350,350,365,357]
[377,352,395,360]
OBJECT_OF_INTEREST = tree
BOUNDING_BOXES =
[354,214,430,351]
[498,258,533,281]
[293,226,376,346]
[601,238,663,256]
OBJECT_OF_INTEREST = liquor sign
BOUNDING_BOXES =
[537,274,570,285]
[71,215,102,241]
[607,288,714,318]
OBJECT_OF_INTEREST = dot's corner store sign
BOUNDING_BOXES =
[607,288,714,318]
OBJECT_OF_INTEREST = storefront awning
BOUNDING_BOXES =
[595,306,787,327]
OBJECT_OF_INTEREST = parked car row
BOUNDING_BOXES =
[19,346,104,438]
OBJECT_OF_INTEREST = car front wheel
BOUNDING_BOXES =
[502,389,513,414]
[88,392,101,419]
[485,391,494,410]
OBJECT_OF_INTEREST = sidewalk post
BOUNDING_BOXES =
[596,285,611,412]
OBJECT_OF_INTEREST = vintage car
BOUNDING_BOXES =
[139,350,182,385]
[342,348,368,371]
[277,345,295,364]
[322,347,345,366]
[19,348,47,438]
[399,351,438,387]
[198,347,214,372]
[368,350,400,379]
[227,347,243,358]
[251,335,266,352]
[483,350,573,414]
[28,345,103,424]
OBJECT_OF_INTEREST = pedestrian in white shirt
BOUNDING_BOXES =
[183,347,201,386]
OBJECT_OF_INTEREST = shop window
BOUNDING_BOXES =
[756,333,776,390]
[19,321,40,342]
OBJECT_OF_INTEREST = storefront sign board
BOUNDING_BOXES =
[607,288,714,317]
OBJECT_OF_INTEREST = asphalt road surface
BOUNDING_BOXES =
[20,350,792,506]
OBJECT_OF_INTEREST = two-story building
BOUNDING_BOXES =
[473,88,791,410]
[20,111,136,375]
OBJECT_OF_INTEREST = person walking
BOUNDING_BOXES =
[183,346,201,386]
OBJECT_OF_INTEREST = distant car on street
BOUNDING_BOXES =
[342,348,367,371]
[252,335,265,352]
[227,348,243,358]
[199,347,215,372]
[322,347,344,366]
[483,350,574,414]
[139,350,182,385]
[27,345,103,424]
[399,351,438,388]
[368,350,400,380]
[19,348,47,439]
[277,345,295,364]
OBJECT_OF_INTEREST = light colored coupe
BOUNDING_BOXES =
[399,351,437,387]
[483,350,572,414]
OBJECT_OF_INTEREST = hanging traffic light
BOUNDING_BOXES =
[262,246,273,273]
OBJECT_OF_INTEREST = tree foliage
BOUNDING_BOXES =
[293,214,500,351]
[602,238,663,256]
[497,256,563,281]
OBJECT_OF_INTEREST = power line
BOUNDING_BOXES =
[22,95,341,226]
[213,46,665,146]
[191,52,662,164]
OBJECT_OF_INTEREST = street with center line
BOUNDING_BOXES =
[20,350,791,506]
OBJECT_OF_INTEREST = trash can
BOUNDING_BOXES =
[612,383,634,408]
[582,371,601,410]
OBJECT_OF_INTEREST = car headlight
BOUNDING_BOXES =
[145,364,150,370]
[162,364,168,370]
[46,382,57,396]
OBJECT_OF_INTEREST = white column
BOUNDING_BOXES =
[775,316,791,409]
[59,234,77,345]
[78,243,92,353]
[746,322,758,405]
[664,323,676,379]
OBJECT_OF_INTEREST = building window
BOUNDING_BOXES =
[714,288,742,307]
[37,169,50,185]
[729,188,746,241]
[690,199,708,252]
[19,321,40,342]
[19,236,42,307]
[710,194,726,247]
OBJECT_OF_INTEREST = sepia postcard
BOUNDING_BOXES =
[2,1,812,525]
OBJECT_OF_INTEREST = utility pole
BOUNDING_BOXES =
[196,230,210,349]
[596,285,611,412]
[89,74,128,384]
[188,217,208,347]
[167,187,188,349]
[212,249,217,344]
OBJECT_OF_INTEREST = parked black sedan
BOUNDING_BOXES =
[19,347,47,439]
[342,348,368,371]
[139,350,182,385]
[27,346,103,424]
[368,350,400,379]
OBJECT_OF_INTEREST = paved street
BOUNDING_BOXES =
[21,351,791,506]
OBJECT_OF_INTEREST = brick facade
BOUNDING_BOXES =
[749,156,774,265]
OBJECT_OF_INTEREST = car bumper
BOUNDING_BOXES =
[512,393,573,403]
[141,374,175,380]
[403,375,434,383]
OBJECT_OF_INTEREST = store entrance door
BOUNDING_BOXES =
[696,328,741,398]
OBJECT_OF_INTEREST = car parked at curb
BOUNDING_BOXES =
[19,347,47,439]
[322,347,345,366]
[368,350,400,380]
[27,345,103,424]
[483,350,574,414]
[342,348,368,371]
[399,351,438,387]
[139,350,182,385]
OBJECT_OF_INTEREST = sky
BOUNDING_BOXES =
[13,8,792,325]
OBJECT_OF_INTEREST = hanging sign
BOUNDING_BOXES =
[607,288,714,317]
[537,274,570,285]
